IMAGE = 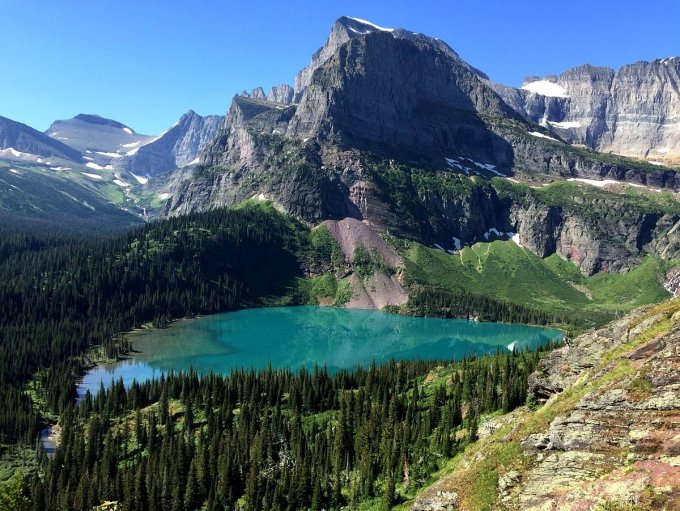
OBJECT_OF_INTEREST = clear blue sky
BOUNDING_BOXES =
[1,0,678,134]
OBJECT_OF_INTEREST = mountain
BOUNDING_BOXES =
[162,16,680,277]
[117,110,223,177]
[0,110,225,228]
[0,115,82,162]
[46,113,153,155]
[490,58,680,163]
[292,16,489,102]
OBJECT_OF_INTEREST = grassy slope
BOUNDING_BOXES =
[0,161,144,231]
[404,239,671,328]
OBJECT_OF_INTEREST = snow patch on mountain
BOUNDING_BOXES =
[131,173,149,185]
[0,148,29,159]
[521,80,569,98]
[529,131,560,142]
[95,151,122,158]
[346,17,395,32]
[549,121,582,129]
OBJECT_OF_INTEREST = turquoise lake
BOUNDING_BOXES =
[78,306,562,398]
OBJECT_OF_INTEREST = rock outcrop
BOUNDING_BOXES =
[241,85,295,105]
[491,58,680,162]
[510,188,680,275]
[517,306,680,510]
[267,84,294,104]
[411,300,680,510]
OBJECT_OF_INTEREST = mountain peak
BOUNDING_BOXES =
[180,109,199,120]
[73,114,132,132]
[336,16,396,34]
[293,17,484,99]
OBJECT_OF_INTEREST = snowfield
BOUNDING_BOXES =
[521,80,569,98]
[549,121,582,129]
[95,151,122,158]
[346,17,395,32]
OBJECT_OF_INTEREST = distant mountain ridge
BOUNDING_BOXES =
[117,110,223,176]
[0,110,223,226]
[0,15,679,264]
[43,111,224,177]
[46,113,153,155]
[0,115,82,162]
[489,57,680,162]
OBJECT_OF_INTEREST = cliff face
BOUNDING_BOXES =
[194,17,678,188]
[200,97,295,169]
[411,299,680,510]
[491,58,680,162]
[288,29,520,167]
[510,187,680,274]
[160,17,680,275]
[119,110,223,176]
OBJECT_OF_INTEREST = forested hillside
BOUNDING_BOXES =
[0,203,310,444]
[29,352,543,510]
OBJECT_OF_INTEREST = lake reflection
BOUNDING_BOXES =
[78,306,562,398]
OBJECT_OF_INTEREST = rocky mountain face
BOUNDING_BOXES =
[411,299,680,510]
[292,16,486,103]
[0,115,82,162]
[508,182,680,274]
[287,27,521,164]
[161,17,680,275]
[491,57,680,162]
[267,84,294,104]
[240,85,295,105]
[118,110,223,176]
